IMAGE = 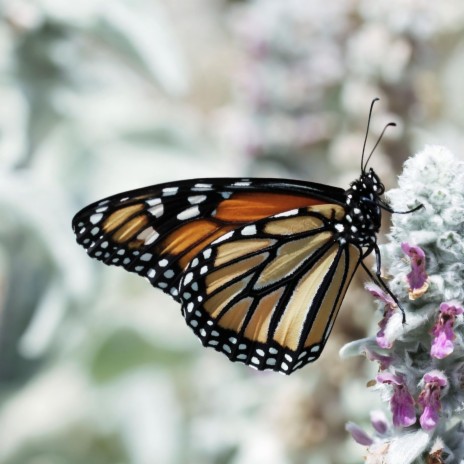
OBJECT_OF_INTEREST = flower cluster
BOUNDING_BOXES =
[343,146,464,463]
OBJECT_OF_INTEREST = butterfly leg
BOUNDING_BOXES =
[378,199,424,215]
[360,244,407,324]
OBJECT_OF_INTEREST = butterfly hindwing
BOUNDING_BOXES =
[72,178,346,301]
[179,205,362,374]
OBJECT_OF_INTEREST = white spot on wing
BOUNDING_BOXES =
[146,198,161,206]
[203,248,212,259]
[188,195,207,205]
[194,183,212,188]
[159,259,169,267]
[242,225,257,236]
[233,181,251,187]
[177,206,200,220]
[274,209,298,218]
[184,272,193,285]
[141,253,152,261]
[137,227,159,245]
[90,213,103,224]
[214,231,234,244]
[148,204,164,218]
[163,187,178,196]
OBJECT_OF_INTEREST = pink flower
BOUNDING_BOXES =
[365,348,393,370]
[346,411,389,447]
[401,243,429,299]
[377,372,416,428]
[418,371,448,431]
[365,282,397,349]
[346,422,374,446]
[430,302,464,359]
[370,410,389,435]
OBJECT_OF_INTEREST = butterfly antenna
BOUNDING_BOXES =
[361,98,380,173]
[363,122,396,171]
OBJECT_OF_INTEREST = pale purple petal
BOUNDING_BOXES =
[430,303,464,359]
[419,403,440,431]
[377,373,416,428]
[391,384,416,427]
[366,283,398,349]
[440,302,464,316]
[370,410,389,435]
[365,282,396,307]
[418,371,448,431]
[431,328,455,359]
[346,422,374,446]
[376,372,401,385]
[376,306,397,349]
[423,370,448,388]
[365,348,393,370]
[401,243,429,299]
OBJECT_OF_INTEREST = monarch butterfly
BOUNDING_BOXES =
[72,99,419,374]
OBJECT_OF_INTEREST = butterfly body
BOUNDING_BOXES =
[73,170,386,374]
[338,168,384,249]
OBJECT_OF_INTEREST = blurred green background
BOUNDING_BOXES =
[1,1,463,463]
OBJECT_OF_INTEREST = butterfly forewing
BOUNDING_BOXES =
[179,205,362,374]
[72,178,345,302]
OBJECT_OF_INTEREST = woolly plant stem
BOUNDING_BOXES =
[343,146,464,464]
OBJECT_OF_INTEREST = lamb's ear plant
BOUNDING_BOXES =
[342,146,464,464]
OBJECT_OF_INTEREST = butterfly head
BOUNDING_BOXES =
[348,168,384,199]
[362,168,385,196]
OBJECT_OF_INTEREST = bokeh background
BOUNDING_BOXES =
[1,1,464,463]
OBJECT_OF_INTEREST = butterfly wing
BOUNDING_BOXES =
[179,204,362,374]
[72,178,346,301]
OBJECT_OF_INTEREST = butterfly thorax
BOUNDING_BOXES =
[336,168,384,249]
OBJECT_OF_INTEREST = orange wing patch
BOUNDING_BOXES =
[103,204,144,233]
[158,220,235,269]
[214,192,325,222]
